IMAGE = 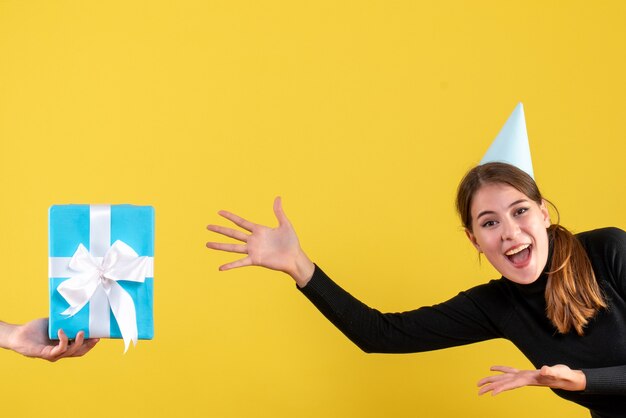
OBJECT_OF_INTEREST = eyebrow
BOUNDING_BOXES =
[476,199,529,220]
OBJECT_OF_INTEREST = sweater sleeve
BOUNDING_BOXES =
[298,264,507,354]
[582,366,626,394]
[580,227,626,394]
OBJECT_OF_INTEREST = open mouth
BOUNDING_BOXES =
[505,244,532,267]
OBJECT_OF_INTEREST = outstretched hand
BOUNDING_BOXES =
[477,364,586,396]
[5,318,99,362]
[206,197,315,287]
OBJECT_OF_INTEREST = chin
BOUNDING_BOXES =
[507,272,541,285]
[509,276,539,284]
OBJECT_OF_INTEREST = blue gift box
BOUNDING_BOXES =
[48,204,154,344]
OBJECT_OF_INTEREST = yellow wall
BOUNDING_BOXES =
[1,1,624,417]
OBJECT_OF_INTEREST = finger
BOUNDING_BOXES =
[476,366,518,387]
[539,365,558,378]
[489,381,521,396]
[206,242,247,254]
[218,211,255,232]
[476,374,507,387]
[206,225,249,242]
[490,365,518,373]
[53,329,69,354]
[220,257,253,271]
[273,196,290,227]
[476,376,494,387]
[66,331,86,356]
[478,383,494,396]
[73,338,100,357]
[479,380,517,396]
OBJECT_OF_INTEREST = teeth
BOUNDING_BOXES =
[505,244,530,256]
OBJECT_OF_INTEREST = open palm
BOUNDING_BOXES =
[206,197,314,286]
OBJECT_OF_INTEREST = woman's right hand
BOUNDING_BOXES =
[206,197,315,287]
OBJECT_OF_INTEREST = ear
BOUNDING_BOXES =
[540,199,551,228]
[465,228,481,252]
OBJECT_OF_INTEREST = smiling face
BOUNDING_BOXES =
[465,183,551,284]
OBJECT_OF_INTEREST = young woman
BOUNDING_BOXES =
[206,162,626,418]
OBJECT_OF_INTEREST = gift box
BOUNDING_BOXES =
[49,204,154,351]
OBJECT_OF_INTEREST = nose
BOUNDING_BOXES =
[501,217,521,241]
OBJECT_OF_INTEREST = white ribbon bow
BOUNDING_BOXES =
[57,240,151,352]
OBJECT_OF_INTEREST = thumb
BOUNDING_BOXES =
[273,196,291,227]
[540,365,554,377]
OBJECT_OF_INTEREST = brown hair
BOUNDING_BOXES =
[456,162,606,335]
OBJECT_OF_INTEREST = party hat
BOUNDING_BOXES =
[480,102,534,179]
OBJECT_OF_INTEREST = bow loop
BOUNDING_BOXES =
[68,244,100,273]
[103,240,151,283]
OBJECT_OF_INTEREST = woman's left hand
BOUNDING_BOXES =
[477,364,586,395]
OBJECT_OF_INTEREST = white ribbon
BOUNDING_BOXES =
[56,240,151,352]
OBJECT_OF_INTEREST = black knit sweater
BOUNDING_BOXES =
[299,228,626,417]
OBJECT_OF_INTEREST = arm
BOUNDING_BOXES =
[206,197,503,353]
[573,227,626,395]
[300,264,503,353]
[0,318,98,361]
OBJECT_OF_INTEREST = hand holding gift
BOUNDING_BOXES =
[0,318,98,361]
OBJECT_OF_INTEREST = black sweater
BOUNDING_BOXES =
[299,227,626,417]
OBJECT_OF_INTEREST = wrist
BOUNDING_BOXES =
[572,370,586,391]
[290,250,315,288]
[0,321,17,351]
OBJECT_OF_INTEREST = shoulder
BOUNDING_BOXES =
[576,227,626,253]
[575,227,626,288]
[576,227,625,239]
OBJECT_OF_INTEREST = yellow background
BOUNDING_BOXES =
[1,1,625,417]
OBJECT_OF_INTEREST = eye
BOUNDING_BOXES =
[481,220,497,228]
[514,207,529,216]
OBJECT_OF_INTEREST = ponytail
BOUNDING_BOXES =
[545,224,607,336]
